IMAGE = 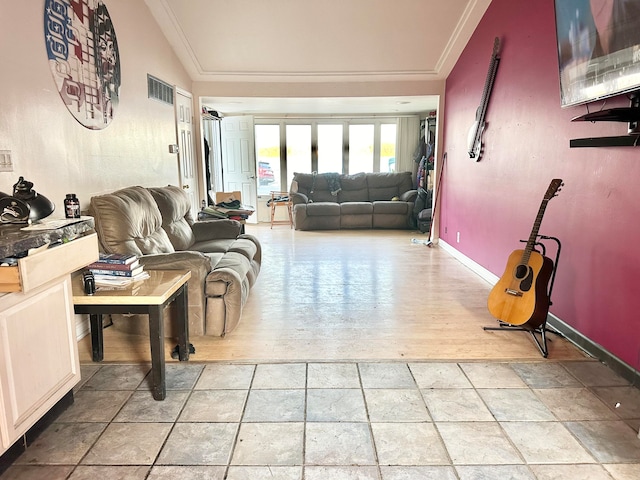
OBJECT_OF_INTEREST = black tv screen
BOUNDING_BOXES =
[554,0,640,107]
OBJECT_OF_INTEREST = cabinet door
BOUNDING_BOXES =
[0,276,80,449]
[0,408,6,454]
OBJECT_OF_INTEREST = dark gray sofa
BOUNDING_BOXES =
[290,172,417,230]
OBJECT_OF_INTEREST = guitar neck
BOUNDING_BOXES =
[468,37,501,157]
[519,179,563,265]
[521,199,550,264]
[476,38,501,126]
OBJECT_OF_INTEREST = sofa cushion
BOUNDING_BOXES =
[205,252,251,296]
[148,186,196,251]
[373,201,410,215]
[228,238,259,261]
[191,237,258,262]
[291,172,339,202]
[340,213,372,229]
[311,190,338,203]
[373,213,411,229]
[205,252,225,268]
[89,186,175,256]
[290,172,315,193]
[293,204,341,230]
[191,238,236,254]
[340,202,373,215]
[367,172,414,201]
[338,173,369,202]
[192,219,243,241]
[305,202,341,216]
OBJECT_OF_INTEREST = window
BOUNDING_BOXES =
[254,118,403,193]
[254,124,281,195]
[380,123,397,172]
[348,124,374,174]
[286,124,312,188]
[317,124,344,173]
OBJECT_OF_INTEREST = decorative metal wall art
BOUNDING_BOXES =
[44,0,121,130]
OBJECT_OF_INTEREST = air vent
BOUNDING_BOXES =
[147,75,174,105]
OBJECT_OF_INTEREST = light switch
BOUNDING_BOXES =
[0,150,13,172]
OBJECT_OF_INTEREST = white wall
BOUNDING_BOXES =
[0,0,192,214]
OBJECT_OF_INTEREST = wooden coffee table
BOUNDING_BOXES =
[72,269,191,400]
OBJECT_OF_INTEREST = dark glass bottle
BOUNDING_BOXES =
[64,193,80,219]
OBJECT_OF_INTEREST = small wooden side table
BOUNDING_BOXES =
[72,269,191,400]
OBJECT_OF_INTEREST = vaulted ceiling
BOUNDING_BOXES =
[145,0,491,115]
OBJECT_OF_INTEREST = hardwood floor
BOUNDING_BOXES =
[77,225,587,363]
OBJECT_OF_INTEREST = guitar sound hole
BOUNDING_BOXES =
[513,264,534,292]
[514,264,529,280]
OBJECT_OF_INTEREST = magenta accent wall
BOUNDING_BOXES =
[441,0,640,370]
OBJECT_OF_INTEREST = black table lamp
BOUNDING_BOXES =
[0,177,55,224]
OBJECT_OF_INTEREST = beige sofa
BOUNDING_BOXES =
[290,172,417,230]
[88,185,261,337]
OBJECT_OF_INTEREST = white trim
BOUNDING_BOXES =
[438,240,498,286]
[175,86,192,99]
[438,241,640,383]
[75,314,90,340]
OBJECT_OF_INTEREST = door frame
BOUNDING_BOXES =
[175,87,205,215]
[219,115,258,223]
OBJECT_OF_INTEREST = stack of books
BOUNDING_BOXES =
[87,253,149,287]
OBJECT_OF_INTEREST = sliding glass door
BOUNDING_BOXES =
[348,124,374,174]
[285,124,312,189]
[254,124,281,195]
[317,124,343,174]
[256,119,399,194]
[380,123,397,172]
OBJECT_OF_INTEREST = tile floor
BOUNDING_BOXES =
[2,360,640,480]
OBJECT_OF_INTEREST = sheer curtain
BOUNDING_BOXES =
[395,116,422,185]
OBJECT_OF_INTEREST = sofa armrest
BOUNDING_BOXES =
[399,189,418,203]
[191,219,243,242]
[138,251,212,275]
[137,251,213,336]
[290,192,309,205]
[239,233,262,265]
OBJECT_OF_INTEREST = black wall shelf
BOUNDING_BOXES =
[571,107,640,123]
[570,135,640,148]
[569,94,640,147]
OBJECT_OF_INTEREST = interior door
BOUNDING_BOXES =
[221,115,257,223]
[175,90,199,215]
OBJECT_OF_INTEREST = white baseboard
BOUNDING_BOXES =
[438,240,499,286]
[75,314,89,340]
[437,241,639,384]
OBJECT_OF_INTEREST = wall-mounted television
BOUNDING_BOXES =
[554,0,640,109]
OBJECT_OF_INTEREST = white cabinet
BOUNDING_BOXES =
[0,232,98,455]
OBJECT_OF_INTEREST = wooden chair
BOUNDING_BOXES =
[269,191,293,228]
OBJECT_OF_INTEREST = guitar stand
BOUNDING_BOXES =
[483,235,563,358]
[484,321,563,358]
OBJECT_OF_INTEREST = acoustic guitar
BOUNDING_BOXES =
[487,179,563,329]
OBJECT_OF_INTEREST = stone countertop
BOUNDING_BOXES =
[0,217,95,259]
